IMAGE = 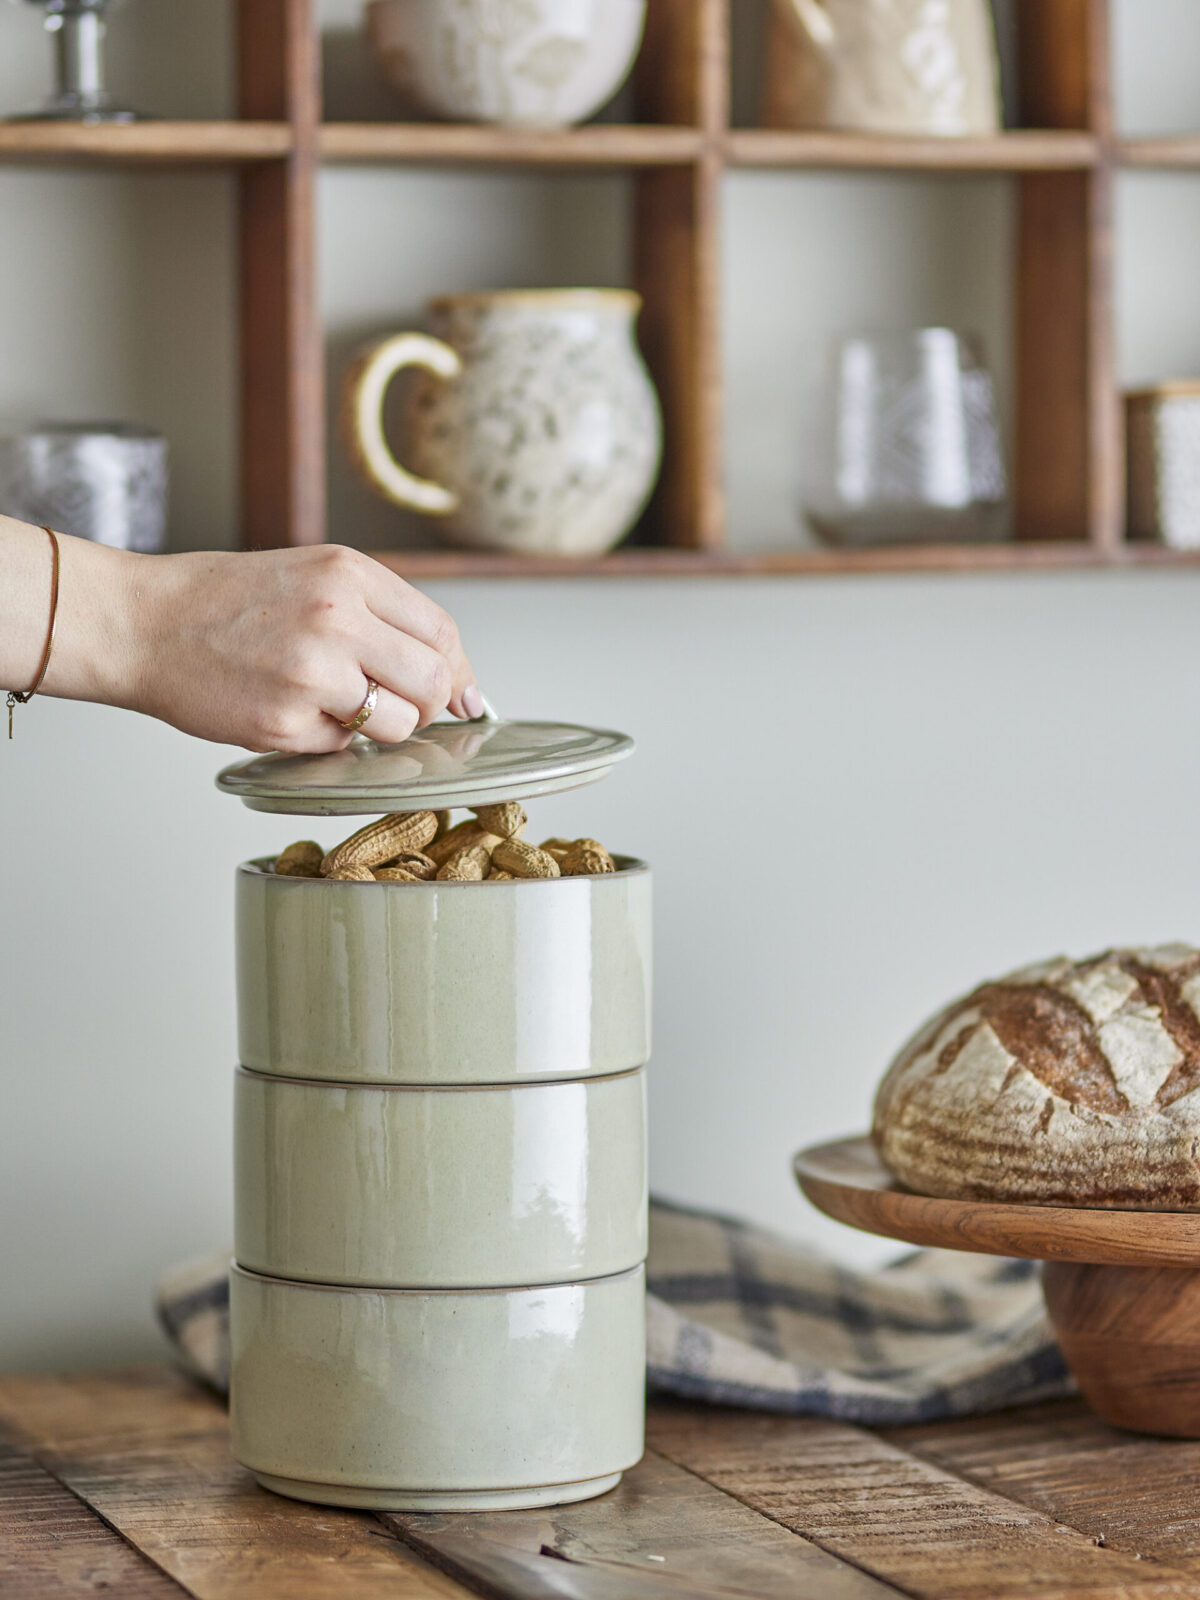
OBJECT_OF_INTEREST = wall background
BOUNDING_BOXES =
[2,0,1200,1369]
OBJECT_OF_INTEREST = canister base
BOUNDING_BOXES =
[253,1469,624,1512]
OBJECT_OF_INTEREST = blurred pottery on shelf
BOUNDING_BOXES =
[0,423,167,550]
[341,289,662,558]
[365,0,647,128]
[805,329,1007,547]
[1126,383,1200,549]
[764,0,1001,137]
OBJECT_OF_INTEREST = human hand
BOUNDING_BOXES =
[4,525,483,753]
[122,545,482,752]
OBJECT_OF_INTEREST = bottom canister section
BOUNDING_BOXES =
[230,1263,646,1510]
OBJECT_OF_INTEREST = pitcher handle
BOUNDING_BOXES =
[342,332,463,513]
[778,0,835,51]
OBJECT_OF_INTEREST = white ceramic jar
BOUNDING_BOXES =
[236,858,652,1082]
[234,1065,648,1287]
[365,0,647,128]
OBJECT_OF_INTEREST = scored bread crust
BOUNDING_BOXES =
[872,944,1200,1209]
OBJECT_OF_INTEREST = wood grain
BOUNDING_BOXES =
[0,1369,463,1600]
[1120,139,1200,168]
[0,1432,184,1598]
[1042,1263,1200,1437]
[0,122,292,164]
[319,123,705,167]
[237,0,324,550]
[383,1448,900,1600]
[726,129,1100,170]
[890,1397,1200,1571]
[793,1137,1200,1269]
[649,1404,1194,1599]
[373,539,1200,580]
[629,0,726,551]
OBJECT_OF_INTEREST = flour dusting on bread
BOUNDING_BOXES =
[873,945,1200,1208]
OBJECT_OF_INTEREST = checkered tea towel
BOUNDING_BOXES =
[156,1196,1071,1426]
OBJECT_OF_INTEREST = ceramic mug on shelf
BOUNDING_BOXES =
[765,0,1002,137]
[365,0,647,128]
[341,289,662,558]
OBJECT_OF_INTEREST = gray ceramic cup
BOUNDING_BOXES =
[230,1263,647,1511]
[236,859,652,1083]
[234,1065,648,1288]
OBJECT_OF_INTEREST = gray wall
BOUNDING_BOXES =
[2,0,1200,1368]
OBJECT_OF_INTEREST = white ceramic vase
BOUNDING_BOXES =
[366,0,648,128]
[341,290,663,558]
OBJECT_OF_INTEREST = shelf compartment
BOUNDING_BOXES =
[725,130,1101,172]
[371,541,1200,580]
[0,121,293,165]
[319,124,706,169]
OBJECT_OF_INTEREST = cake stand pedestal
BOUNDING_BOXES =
[794,1135,1200,1437]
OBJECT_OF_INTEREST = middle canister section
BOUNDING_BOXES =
[234,1066,648,1288]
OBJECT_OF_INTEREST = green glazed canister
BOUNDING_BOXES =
[217,716,651,1511]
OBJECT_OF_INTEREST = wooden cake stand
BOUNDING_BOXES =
[794,1135,1200,1437]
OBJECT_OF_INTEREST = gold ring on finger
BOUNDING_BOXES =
[338,678,379,732]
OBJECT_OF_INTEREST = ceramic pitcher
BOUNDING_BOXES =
[768,0,1001,137]
[342,289,662,558]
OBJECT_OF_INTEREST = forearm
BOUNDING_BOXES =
[0,515,140,708]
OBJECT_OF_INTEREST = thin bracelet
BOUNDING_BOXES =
[7,525,61,741]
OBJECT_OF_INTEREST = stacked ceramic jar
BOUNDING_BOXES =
[227,815,652,1511]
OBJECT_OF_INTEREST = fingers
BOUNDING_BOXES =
[364,564,482,719]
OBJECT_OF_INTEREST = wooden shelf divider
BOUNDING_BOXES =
[237,0,324,550]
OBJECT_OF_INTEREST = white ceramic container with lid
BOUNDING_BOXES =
[218,713,650,1512]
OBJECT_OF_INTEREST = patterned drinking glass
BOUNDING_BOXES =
[804,328,1007,546]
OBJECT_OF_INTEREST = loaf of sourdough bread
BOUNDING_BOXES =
[873,944,1200,1208]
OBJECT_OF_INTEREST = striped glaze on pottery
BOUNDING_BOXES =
[234,1065,647,1288]
[235,858,651,1084]
[229,1263,646,1511]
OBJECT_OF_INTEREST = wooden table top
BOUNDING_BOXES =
[3,1367,1200,1599]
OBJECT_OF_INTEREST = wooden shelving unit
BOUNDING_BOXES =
[2,0,1196,577]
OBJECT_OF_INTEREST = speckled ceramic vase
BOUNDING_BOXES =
[341,290,662,557]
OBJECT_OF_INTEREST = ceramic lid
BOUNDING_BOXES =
[215,716,635,816]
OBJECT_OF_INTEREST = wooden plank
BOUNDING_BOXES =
[372,539,1200,579]
[725,130,1100,171]
[0,1432,184,1599]
[237,0,324,549]
[319,123,705,168]
[888,1399,1200,1571]
[1120,140,1200,169]
[0,1369,466,1600]
[627,0,725,552]
[0,122,293,165]
[648,1403,1195,1599]
[1012,0,1118,549]
[381,1447,901,1600]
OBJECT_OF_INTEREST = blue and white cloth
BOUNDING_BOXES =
[157,1196,1070,1427]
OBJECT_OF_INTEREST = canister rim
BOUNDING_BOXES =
[235,1062,646,1092]
[230,1261,646,1297]
[237,854,650,883]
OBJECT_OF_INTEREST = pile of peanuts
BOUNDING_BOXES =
[273,802,616,884]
